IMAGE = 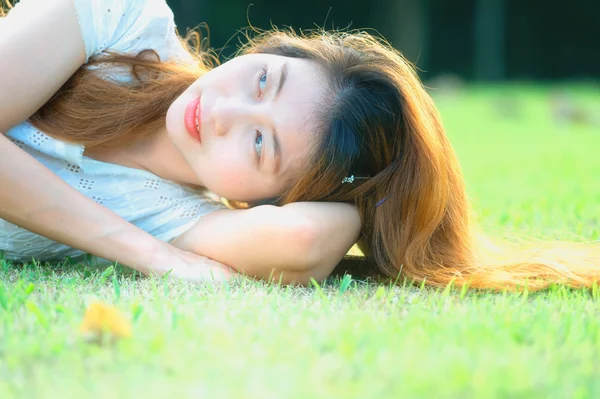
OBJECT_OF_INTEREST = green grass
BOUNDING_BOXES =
[2,83,600,398]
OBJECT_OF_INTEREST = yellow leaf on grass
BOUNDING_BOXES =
[80,301,132,343]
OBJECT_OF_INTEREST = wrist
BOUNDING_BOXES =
[95,227,166,275]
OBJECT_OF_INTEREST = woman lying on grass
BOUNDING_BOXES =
[1,0,598,289]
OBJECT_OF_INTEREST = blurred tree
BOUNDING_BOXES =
[166,0,600,81]
[168,0,250,58]
[168,0,208,34]
[473,0,506,81]
[368,0,431,71]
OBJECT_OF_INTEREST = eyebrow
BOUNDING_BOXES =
[272,63,287,175]
[274,62,288,99]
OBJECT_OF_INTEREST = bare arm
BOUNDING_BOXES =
[0,0,86,132]
[0,133,234,280]
[172,202,362,284]
[0,134,155,271]
[0,0,230,281]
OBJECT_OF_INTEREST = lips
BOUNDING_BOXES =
[184,96,202,143]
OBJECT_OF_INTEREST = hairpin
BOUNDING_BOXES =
[341,175,371,184]
[341,175,355,184]
[341,175,391,208]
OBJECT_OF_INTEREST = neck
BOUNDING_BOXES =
[84,126,201,186]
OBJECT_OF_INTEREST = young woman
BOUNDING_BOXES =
[1,0,598,289]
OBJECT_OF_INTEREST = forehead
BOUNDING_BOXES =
[260,54,327,181]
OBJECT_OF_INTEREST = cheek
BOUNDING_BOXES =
[201,148,255,195]
[201,65,239,95]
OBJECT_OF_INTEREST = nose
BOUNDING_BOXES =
[211,96,259,137]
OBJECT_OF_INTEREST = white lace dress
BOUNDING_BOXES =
[1,0,226,262]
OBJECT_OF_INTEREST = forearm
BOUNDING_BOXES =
[172,202,361,284]
[0,135,164,273]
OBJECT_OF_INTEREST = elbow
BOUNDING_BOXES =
[275,217,350,286]
[266,217,333,286]
[287,216,327,273]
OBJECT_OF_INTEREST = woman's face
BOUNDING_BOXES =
[166,53,326,202]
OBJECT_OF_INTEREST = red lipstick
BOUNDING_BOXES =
[184,96,201,142]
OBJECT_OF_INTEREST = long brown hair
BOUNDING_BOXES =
[243,30,600,290]
[5,0,598,289]
[1,0,214,147]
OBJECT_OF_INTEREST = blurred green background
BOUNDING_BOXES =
[2,4,600,396]
[165,0,600,238]
[166,0,599,82]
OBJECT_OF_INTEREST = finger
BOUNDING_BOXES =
[179,261,236,283]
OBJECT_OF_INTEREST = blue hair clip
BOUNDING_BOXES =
[375,194,392,208]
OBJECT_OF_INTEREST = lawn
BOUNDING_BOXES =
[1,84,600,399]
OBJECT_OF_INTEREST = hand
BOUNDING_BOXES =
[147,243,235,283]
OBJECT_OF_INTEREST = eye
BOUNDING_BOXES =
[258,70,268,94]
[254,131,263,159]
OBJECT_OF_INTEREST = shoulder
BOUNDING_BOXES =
[74,0,192,63]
